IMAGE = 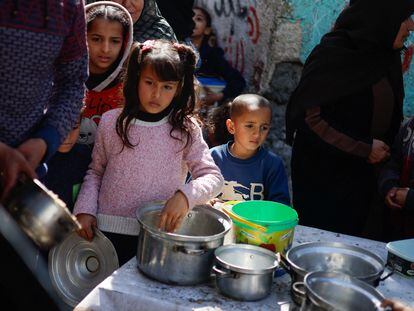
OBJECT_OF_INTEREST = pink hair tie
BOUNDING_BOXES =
[141,40,156,52]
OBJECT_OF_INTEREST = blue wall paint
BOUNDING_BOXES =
[287,0,414,115]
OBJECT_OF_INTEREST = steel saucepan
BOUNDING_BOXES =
[293,271,387,311]
[136,202,232,285]
[212,244,279,301]
[3,179,81,249]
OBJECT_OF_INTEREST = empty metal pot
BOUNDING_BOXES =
[3,179,81,249]
[281,242,390,306]
[294,271,386,311]
[136,202,232,285]
[212,244,278,301]
[282,242,387,285]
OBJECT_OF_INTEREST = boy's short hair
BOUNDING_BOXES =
[229,94,272,119]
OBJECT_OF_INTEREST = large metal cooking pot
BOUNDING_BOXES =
[136,202,232,285]
[294,271,386,311]
[3,179,81,249]
[282,242,387,286]
[212,244,278,301]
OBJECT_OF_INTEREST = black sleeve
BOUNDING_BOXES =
[378,123,406,197]
[404,189,414,211]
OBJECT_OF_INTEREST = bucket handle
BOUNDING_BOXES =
[221,206,267,232]
[173,245,207,256]
[212,265,238,279]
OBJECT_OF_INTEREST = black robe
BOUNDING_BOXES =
[286,0,414,236]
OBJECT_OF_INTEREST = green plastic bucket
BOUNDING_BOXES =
[231,201,298,254]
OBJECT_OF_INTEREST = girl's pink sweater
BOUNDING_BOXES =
[73,109,223,235]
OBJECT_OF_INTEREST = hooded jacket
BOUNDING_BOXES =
[80,1,133,145]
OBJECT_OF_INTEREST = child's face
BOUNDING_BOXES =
[226,107,271,157]
[192,8,210,38]
[87,18,124,74]
[138,65,180,114]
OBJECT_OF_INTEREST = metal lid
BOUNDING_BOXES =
[136,201,232,242]
[48,229,119,307]
[285,242,385,281]
[304,271,385,310]
[214,244,278,274]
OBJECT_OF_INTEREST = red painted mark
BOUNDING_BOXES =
[402,45,414,73]
[247,6,260,44]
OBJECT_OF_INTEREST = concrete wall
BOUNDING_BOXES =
[194,0,414,115]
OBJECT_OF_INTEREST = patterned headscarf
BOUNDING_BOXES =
[133,0,177,43]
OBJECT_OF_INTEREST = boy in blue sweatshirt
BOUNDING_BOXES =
[210,94,290,205]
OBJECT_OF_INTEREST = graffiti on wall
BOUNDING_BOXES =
[196,0,265,86]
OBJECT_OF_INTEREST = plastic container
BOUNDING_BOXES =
[386,239,414,277]
[197,76,226,94]
[229,201,298,254]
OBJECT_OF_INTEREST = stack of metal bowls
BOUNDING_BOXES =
[281,242,390,310]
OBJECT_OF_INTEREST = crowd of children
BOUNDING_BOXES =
[1,1,414,310]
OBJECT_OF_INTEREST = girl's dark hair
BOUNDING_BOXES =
[193,6,217,47]
[206,101,233,147]
[117,40,198,149]
[193,6,211,27]
[86,4,130,36]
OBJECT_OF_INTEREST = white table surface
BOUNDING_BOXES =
[75,225,414,311]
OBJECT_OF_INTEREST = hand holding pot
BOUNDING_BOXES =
[0,142,36,201]
[77,213,97,241]
[382,299,414,311]
[159,191,189,232]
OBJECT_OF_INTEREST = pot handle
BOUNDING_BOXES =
[292,281,306,299]
[212,265,236,279]
[379,267,395,282]
[173,245,207,255]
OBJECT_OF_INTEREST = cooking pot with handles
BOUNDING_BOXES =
[3,178,81,249]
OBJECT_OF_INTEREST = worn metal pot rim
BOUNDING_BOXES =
[136,202,232,243]
[304,271,385,310]
[215,244,278,274]
[285,242,385,280]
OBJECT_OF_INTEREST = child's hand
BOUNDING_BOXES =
[76,213,97,241]
[368,139,390,164]
[382,299,414,311]
[159,191,189,232]
[395,187,410,207]
[385,187,402,209]
[209,197,224,207]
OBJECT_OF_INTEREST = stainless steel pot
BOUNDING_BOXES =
[212,244,278,301]
[281,242,391,306]
[282,242,387,285]
[136,202,232,285]
[3,179,81,249]
[294,271,386,311]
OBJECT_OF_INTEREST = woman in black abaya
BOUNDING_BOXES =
[286,0,414,237]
